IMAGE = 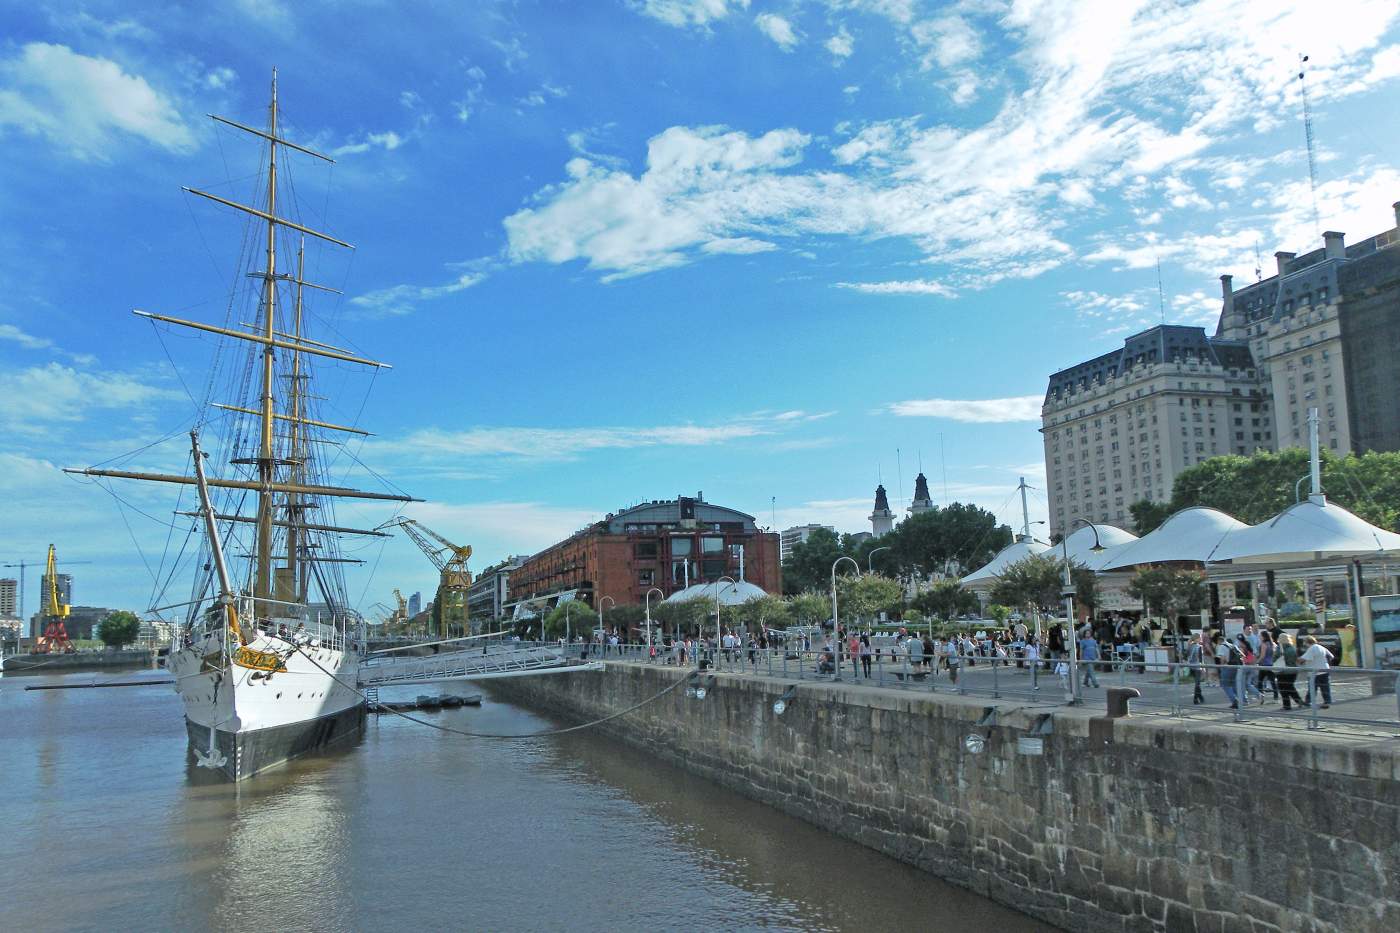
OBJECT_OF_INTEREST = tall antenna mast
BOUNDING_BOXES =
[1155,257,1167,323]
[896,447,904,512]
[939,433,949,506]
[1298,54,1322,236]
[1254,239,1264,283]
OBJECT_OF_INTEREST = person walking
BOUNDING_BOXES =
[1237,635,1264,705]
[1275,632,1304,710]
[1078,629,1101,688]
[1184,633,1205,705]
[859,632,872,679]
[1256,630,1279,701]
[1300,635,1333,709]
[1212,632,1241,708]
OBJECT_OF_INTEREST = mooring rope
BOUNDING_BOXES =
[295,647,698,739]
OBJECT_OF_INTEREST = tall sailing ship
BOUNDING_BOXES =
[67,72,416,780]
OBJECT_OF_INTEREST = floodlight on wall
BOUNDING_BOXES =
[772,684,800,715]
[690,674,716,701]
[963,733,986,754]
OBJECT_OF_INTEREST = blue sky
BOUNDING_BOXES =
[2,0,1399,614]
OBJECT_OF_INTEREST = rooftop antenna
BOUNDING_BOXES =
[1253,238,1264,283]
[1155,257,1167,323]
[939,433,949,506]
[896,447,904,511]
[1298,53,1322,236]
[770,495,776,531]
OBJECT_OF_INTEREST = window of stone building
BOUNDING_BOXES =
[635,540,659,559]
[671,561,689,584]
[672,538,693,557]
[1253,432,1261,441]
[638,569,655,586]
[702,537,725,554]
[1330,437,1338,449]
[1236,431,1244,441]
[701,559,727,579]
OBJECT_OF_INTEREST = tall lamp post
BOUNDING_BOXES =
[644,587,664,650]
[868,546,891,575]
[831,556,860,681]
[713,576,736,668]
[599,595,615,648]
[1061,518,1105,704]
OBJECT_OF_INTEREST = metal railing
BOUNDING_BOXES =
[551,640,1400,735]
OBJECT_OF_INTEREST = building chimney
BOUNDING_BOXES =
[1393,201,1400,228]
[1322,231,1345,260]
[1220,273,1233,304]
[1274,251,1295,278]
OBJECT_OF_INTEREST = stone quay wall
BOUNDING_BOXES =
[490,663,1400,933]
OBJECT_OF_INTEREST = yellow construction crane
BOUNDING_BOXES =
[378,519,472,639]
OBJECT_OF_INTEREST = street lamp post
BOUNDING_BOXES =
[599,595,615,652]
[830,556,860,681]
[713,576,736,669]
[868,546,891,575]
[1061,518,1105,704]
[644,587,664,652]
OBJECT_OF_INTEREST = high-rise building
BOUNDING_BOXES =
[869,484,895,537]
[0,578,17,620]
[1044,201,1400,536]
[407,591,422,618]
[779,524,835,562]
[38,572,72,612]
[468,557,525,626]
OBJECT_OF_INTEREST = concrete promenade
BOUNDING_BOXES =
[492,658,1400,933]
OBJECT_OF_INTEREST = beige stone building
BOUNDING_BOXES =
[1043,200,1400,537]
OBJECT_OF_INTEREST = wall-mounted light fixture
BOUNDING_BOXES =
[772,684,799,715]
[687,673,716,700]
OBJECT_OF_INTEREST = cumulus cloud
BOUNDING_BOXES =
[0,43,195,158]
[0,323,54,350]
[636,0,749,28]
[333,130,404,157]
[0,363,181,432]
[886,396,1044,423]
[826,27,855,59]
[754,13,800,51]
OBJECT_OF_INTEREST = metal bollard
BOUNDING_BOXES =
[1106,686,1141,718]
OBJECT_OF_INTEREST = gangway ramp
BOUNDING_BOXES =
[358,640,600,688]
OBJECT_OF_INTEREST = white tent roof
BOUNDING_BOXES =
[961,536,1050,587]
[1209,495,1400,563]
[666,579,768,606]
[1098,507,1246,569]
[1061,523,1139,571]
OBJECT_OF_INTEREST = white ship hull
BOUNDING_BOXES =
[168,627,365,781]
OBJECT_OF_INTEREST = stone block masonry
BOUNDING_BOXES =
[489,663,1400,933]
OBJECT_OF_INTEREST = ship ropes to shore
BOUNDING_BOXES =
[65,70,420,781]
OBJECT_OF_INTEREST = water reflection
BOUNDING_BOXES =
[1,674,1042,932]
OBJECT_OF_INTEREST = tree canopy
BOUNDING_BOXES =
[543,601,597,640]
[781,502,1012,593]
[98,611,141,650]
[1129,447,1400,533]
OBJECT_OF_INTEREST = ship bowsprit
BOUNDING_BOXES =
[357,642,601,689]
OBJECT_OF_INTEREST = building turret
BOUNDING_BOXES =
[910,472,933,514]
[870,484,895,537]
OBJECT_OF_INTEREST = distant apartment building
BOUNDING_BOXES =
[468,556,525,625]
[0,578,17,620]
[1044,201,1400,536]
[506,494,780,623]
[407,591,421,618]
[779,524,835,562]
[39,572,72,611]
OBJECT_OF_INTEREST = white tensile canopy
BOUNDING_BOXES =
[1060,523,1139,571]
[666,579,768,605]
[961,536,1050,588]
[1209,495,1400,563]
[1098,507,1247,570]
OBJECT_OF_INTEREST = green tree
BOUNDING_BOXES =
[834,573,903,624]
[1128,499,1174,534]
[543,602,597,640]
[889,504,1013,579]
[651,599,710,638]
[782,528,844,594]
[988,554,1064,614]
[789,590,830,627]
[911,581,980,620]
[733,594,793,634]
[1126,567,1176,617]
[98,610,141,650]
[1170,570,1208,616]
[986,604,1012,626]
[600,603,646,637]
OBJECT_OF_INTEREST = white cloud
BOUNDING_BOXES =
[636,0,749,28]
[401,500,603,558]
[754,13,800,51]
[350,271,487,317]
[886,396,1044,422]
[0,323,53,350]
[333,130,404,157]
[0,363,181,433]
[836,279,957,297]
[203,67,236,90]
[700,237,778,255]
[390,422,768,462]
[826,27,855,59]
[0,43,195,158]
[235,0,290,25]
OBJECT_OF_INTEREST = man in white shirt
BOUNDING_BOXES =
[1300,635,1333,708]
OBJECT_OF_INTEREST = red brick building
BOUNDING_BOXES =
[506,494,780,619]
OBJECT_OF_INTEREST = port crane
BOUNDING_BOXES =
[2,547,92,651]
[378,519,472,639]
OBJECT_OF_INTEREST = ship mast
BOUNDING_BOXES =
[255,69,280,605]
[65,69,419,620]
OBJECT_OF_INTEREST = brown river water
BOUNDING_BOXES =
[0,668,1047,932]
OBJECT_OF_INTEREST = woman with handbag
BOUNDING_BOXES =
[1275,632,1304,710]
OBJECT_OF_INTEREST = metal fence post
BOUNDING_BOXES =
[993,656,1000,699]
[1234,666,1245,722]
[1308,671,1320,730]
